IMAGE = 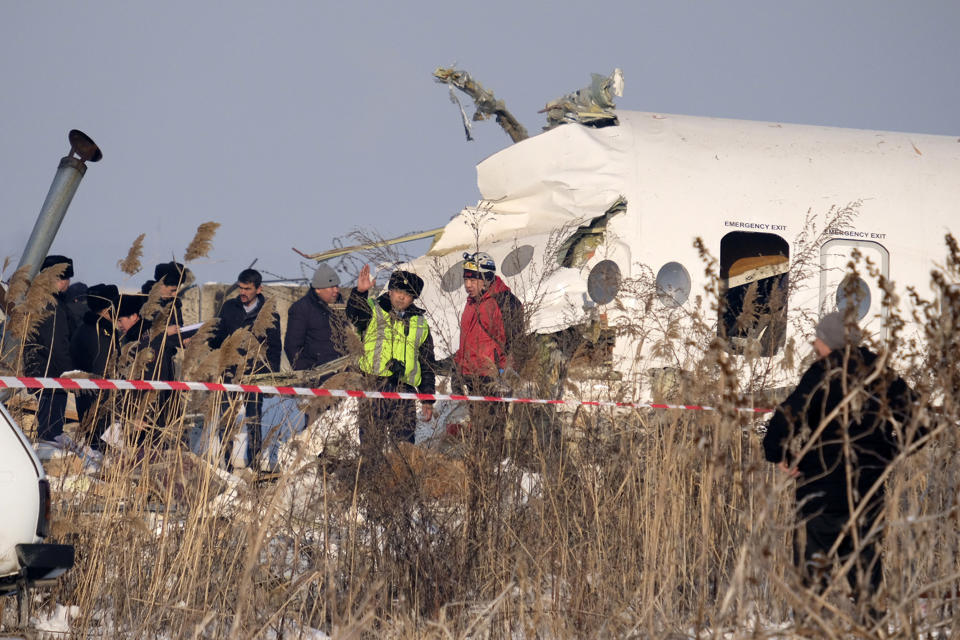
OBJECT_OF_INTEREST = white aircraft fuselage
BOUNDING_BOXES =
[406,110,959,395]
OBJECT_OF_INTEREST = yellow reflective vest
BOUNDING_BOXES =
[358,299,430,387]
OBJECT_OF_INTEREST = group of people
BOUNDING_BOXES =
[282,252,523,459]
[24,255,191,455]
[22,249,927,612]
[22,250,525,468]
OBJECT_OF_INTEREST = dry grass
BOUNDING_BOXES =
[185,222,221,262]
[117,233,146,276]
[1,226,960,639]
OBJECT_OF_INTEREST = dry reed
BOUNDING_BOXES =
[184,222,221,262]
[2,223,959,639]
[117,233,146,276]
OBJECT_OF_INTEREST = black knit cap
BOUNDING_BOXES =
[41,255,74,279]
[87,283,120,313]
[388,270,424,298]
[66,282,88,301]
[117,293,148,318]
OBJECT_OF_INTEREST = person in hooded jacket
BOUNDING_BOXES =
[25,255,76,444]
[64,281,88,337]
[763,311,925,615]
[69,283,120,451]
[347,265,436,448]
[453,252,524,432]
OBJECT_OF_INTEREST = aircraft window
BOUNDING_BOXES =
[655,262,691,307]
[836,275,871,320]
[441,260,466,292]
[501,245,534,277]
[718,231,789,357]
[587,259,621,305]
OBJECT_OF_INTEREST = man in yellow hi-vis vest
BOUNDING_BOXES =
[347,264,436,449]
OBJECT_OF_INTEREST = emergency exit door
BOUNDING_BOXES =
[819,238,889,339]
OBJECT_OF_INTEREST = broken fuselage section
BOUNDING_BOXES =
[405,109,960,399]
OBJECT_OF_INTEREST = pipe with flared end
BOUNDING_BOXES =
[0,131,102,385]
[16,130,102,279]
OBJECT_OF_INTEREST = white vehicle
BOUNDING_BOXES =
[0,400,73,597]
[405,110,959,394]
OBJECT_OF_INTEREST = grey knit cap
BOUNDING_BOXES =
[311,264,340,289]
[815,311,862,351]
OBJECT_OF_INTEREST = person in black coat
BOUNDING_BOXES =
[64,281,88,337]
[209,269,283,464]
[142,261,190,373]
[117,292,175,447]
[763,311,924,611]
[284,264,347,372]
[25,255,76,443]
[69,283,120,451]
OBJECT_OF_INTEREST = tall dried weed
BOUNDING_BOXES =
[4,219,960,639]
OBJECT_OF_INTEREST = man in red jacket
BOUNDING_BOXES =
[454,251,524,553]
[453,251,524,429]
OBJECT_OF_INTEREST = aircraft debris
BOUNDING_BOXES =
[433,66,529,143]
[541,68,624,130]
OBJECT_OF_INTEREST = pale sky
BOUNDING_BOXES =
[2,1,958,288]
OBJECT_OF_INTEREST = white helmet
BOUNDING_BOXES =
[463,251,496,280]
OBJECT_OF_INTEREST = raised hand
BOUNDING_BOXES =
[357,264,375,293]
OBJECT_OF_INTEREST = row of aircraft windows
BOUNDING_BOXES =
[440,233,878,359]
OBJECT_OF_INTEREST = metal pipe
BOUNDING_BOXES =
[0,131,102,389]
[15,130,102,279]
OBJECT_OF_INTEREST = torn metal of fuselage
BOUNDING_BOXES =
[541,69,625,131]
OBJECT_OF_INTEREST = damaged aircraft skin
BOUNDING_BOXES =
[403,110,960,393]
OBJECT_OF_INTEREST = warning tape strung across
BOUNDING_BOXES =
[0,376,774,414]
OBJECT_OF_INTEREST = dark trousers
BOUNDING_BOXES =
[452,373,508,443]
[453,373,510,559]
[796,501,884,600]
[358,376,416,453]
[35,389,68,441]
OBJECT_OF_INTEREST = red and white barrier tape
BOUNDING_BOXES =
[0,376,773,413]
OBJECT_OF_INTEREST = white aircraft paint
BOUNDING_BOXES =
[406,110,959,393]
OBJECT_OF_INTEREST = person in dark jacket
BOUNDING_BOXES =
[210,268,283,464]
[347,265,436,448]
[453,252,524,434]
[143,261,189,356]
[763,311,924,612]
[25,255,76,443]
[284,264,347,372]
[138,262,191,434]
[69,283,120,451]
[117,292,177,448]
[64,281,88,337]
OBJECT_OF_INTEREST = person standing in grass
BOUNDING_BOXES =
[452,252,524,554]
[210,268,282,465]
[762,311,924,617]
[347,265,436,450]
[285,264,346,375]
[453,251,524,435]
[69,283,120,452]
[138,262,192,437]
[25,255,76,446]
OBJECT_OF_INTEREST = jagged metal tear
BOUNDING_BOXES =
[448,87,473,141]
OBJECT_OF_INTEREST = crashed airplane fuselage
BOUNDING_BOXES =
[405,110,960,395]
